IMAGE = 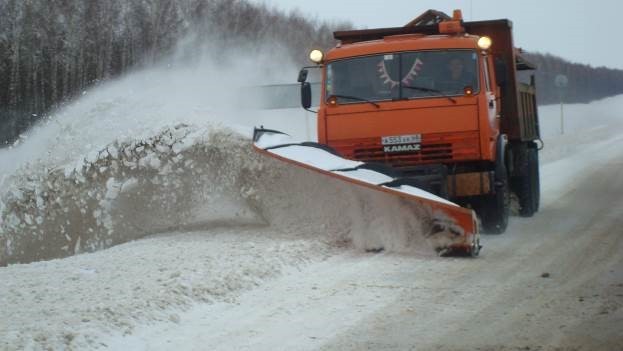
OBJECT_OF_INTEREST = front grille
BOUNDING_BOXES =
[354,143,453,163]
[331,132,480,168]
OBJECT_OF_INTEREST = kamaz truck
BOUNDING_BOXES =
[296,9,541,234]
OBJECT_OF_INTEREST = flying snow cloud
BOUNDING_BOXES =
[0,32,307,178]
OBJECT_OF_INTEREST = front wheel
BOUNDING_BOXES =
[479,163,510,234]
[517,146,540,217]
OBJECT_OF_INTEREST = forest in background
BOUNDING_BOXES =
[2,0,623,144]
[523,52,623,105]
[0,0,344,144]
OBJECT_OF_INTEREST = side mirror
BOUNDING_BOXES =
[494,59,507,86]
[301,82,312,109]
[297,69,309,83]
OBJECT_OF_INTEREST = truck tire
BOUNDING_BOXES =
[518,146,540,217]
[479,136,510,234]
[480,163,510,234]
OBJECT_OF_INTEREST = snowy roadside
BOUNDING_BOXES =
[538,95,623,163]
[103,252,450,351]
[0,226,338,350]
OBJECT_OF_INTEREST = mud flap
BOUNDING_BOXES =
[253,128,481,256]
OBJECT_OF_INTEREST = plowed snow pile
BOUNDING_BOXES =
[0,123,437,266]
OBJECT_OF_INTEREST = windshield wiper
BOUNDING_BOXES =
[402,85,457,104]
[328,94,380,108]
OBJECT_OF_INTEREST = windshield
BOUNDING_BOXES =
[325,50,479,104]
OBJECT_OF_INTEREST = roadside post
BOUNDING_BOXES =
[555,74,568,135]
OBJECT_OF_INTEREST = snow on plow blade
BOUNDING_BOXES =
[253,128,481,256]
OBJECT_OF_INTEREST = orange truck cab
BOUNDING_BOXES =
[298,10,541,233]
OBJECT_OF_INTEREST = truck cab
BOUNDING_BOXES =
[299,10,541,233]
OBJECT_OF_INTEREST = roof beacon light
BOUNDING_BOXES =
[309,49,324,64]
[478,36,492,50]
[439,9,465,34]
[452,9,463,20]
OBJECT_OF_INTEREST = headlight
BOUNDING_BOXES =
[477,36,492,50]
[309,49,324,64]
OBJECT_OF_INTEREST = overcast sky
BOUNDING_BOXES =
[251,0,622,70]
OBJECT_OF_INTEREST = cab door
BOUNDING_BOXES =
[482,55,498,129]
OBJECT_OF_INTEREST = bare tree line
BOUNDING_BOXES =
[0,0,346,144]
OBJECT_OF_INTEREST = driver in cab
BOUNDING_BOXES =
[441,57,475,93]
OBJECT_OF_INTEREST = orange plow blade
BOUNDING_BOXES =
[253,127,481,256]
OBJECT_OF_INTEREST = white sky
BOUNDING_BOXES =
[252,0,622,70]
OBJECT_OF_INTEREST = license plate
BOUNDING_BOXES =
[381,134,421,145]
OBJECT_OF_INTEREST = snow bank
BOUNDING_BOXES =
[539,94,623,138]
[0,122,445,266]
[0,227,333,350]
[538,94,623,163]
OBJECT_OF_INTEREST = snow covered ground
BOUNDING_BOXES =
[1,63,623,351]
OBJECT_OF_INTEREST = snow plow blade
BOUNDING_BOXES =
[253,128,481,256]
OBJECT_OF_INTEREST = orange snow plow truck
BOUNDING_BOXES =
[253,9,540,255]
[303,10,541,231]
